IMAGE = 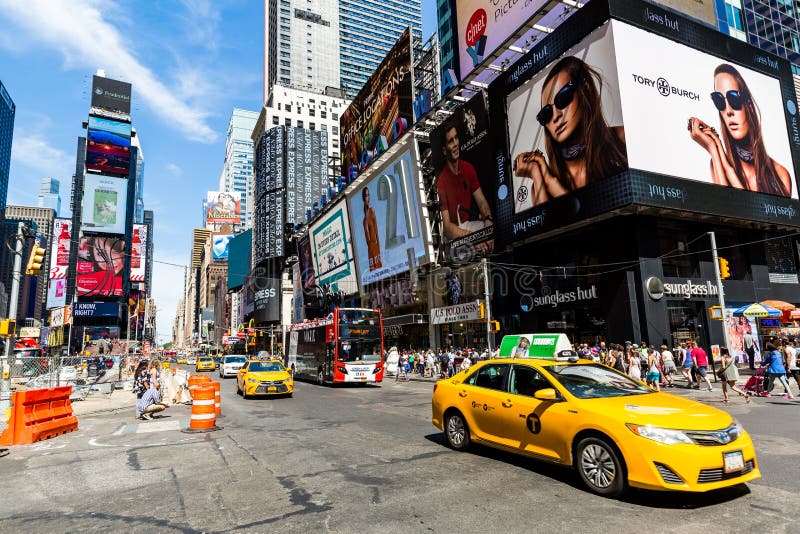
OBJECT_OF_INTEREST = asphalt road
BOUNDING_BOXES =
[0,375,798,533]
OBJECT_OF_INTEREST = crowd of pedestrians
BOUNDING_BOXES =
[388,337,800,403]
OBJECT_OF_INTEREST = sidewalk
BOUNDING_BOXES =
[70,383,136,417]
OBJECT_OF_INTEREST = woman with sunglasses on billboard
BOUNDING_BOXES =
[513,56,627,207]
[688,64,792,197]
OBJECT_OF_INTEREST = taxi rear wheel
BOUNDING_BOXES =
[575,437,626,497]
[445,411,470,451]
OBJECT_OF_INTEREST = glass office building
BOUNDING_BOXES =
[220,108,258,229]
[339,0,422,97]
[38,177,61,215]
[0,79,14,218]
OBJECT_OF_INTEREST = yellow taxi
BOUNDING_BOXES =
[195,356,215,372]
[236,359,293,398]
[177,355,187,364]
[432,342,759,497]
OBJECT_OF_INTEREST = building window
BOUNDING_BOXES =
[332,125,338,134]
[320,110,327,119]
[777,0,795,17]
[309,123,315,130]
[309,108,315,117]
[285,118,291,126]
[298,120,303,128]
[333,113,338,121]
[785,28,800,54]
[725,2,744,32]
[321,124,327,131]
[285,104,291,113]
[272,116,279,125]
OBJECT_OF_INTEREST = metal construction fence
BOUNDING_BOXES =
[4,355,128,390]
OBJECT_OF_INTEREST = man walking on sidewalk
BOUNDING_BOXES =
[743,331,756,370]
[690,342,714,391]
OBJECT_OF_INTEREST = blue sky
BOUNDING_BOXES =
[0,0,437,343]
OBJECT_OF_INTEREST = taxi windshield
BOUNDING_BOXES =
[545,364,652,399]
[248,362,285,372]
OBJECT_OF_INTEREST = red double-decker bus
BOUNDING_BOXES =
[287,308,384,384]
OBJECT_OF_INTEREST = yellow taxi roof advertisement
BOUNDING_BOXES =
[497,334,572,359]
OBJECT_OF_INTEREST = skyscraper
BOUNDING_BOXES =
[0,79,14,219]
[37,177,61,215]
[339,0,422,96]
[220,109,259,229]
[436,0,457,79]
[131,131,145,223]
[263,0,341,104]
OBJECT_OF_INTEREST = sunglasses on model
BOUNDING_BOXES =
[711,90,746,111]
[536,82,576,126]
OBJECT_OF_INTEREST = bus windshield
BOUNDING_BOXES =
[338,309,379,326]
[338,339,382,363]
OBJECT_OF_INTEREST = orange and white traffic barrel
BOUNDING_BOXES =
[182,384,221,433]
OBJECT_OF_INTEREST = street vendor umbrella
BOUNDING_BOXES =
[732,303,782,318]
[759,300,796,311]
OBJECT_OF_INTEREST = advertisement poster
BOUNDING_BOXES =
[348,147,426,286]
[212,234,234,259]
[340,28,414,177]
[130,224,147,282]
[505,23,626,215]
[430,95,496,255]
[86,116,132,175]
[76,234,125,297]
[206,191,241,224]
[87,116,132,147]
[46,215,70,308]
[292,262,303,323]
[82,174,128,234]
[297,233,316,290]
[725,312,762,365]
[614,20,797,199]
[308,201,358,293]
[455,0,553,80]
[91,75,132,115]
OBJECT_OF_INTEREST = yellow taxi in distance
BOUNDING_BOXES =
[177,355,187,364]
[432,355,760,497]
[237,359,293,398]
[195,356,215,372]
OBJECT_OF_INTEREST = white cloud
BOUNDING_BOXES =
[11,133,73,178]
[166,163,183,176]
[0,0,217,143]
[177,0,222,52]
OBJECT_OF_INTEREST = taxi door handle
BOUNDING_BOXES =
[458,390,468,397]
[502,400,513,408]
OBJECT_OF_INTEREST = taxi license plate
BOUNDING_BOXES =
[268,386,277,392]
[723,450,744,473]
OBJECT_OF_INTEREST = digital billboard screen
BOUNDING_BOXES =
[130,224,147,283]
[213,234,234,260]
[91,75,132,115]
[81,174,128,234]
[49,218,71,281]
[340,28,413,177]
[429,94,496,258]
[206,191,241,224]
[86,140,131,175]
[87,116,131,147]
[76,234,125,297]
[227,230,251,291]
[308,200,358,294]
[348,146,427,286]
[297,233,316,291]
[286,127,327,225]
[489,0,800,243]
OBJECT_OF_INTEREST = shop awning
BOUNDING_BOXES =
[382,314,427,327]
[759,300,796,311]
[732,303,782,318]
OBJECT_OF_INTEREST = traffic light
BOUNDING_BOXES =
[25,245,46,275]
[718,257,731,280]
[490,320,500,333]
[0,319,16,336]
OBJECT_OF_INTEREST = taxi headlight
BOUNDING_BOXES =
[626,423,693,445]
[247,377,259,383]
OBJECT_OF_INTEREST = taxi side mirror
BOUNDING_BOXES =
[533,388,559,401]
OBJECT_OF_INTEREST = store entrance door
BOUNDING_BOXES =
[667,301,709,349]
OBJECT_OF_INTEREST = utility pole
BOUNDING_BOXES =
[1,222,26,430]
[481,257,493,353]
[708,231,731,360]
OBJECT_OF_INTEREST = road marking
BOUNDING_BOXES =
[88,438,113,447]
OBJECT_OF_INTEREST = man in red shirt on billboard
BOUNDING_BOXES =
[437,125,493,252]
[690,342,714,391]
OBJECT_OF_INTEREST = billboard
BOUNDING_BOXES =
[73,301,120,318]
[130,224,147,282]
[348,146,427,285]
[87,116,132,147]
[212,234,234,260]
[340,28,413,176]
[253,277,281,323]
[48,218,71,307]
[91,75,132,115]
[76,234,125,297]
[86,140,130,176]
[81,174,128,234]
[651,0,716,27]
[430,95,496,258]
[206,191,241,224]
[490,0,800,243]
[308,200,357,294]
[227,230,251,291]
[285,127,327,225]
[297,233,316,290]
[455,0,554,80]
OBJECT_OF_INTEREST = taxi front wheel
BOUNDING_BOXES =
[445,411,470,451]
[575,437,626,497]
